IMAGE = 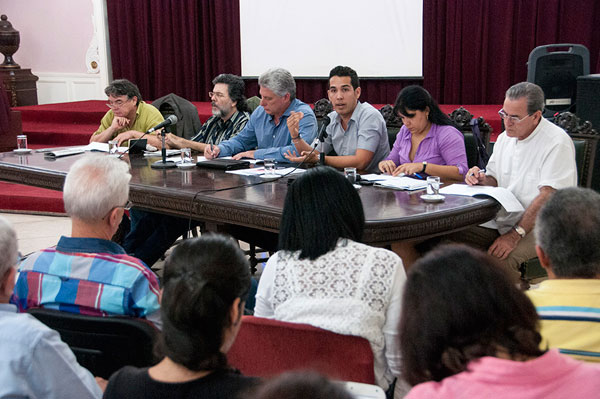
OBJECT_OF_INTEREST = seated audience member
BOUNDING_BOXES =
[104,235,257,398]
[0,216,102,398]
[90,79,164,148]
[528,187,600,362]
[204,67,317,161]
[249,371,352,399]
[12,155,161,328]
[400,244,600,398]
[165,73,250,152]
[462,82,576,275]
[378,85,467,180]
[254,166,407,396]
[284,66,389,173]
[123,73,251,268]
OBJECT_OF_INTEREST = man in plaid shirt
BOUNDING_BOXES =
[12,154,161,328]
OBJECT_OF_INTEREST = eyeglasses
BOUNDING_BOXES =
[106,98,131,109]
[208,91,226,99]
[102,200,132,220]
[498,109,532,124]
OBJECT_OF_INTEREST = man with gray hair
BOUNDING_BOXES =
[205,67,317,161]
[527,187,600,362]
[463,81,577,275]
[12,154,161,328]
[0,216,102,398]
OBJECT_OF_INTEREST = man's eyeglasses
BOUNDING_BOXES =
[498,109,532,124]
[106,98,131,109]
[102,200,132,220]
[209,91,226,99]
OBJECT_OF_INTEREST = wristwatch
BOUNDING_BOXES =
[514,225,526,238]
[421,161,428,173]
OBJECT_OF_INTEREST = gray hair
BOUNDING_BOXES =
[505,82,545,114]
[258,68,296,101]
[535,187,600,277]
[0,216,18,277]
[63,154,131,222]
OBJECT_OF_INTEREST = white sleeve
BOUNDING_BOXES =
[253,253,279,318]
[382,257,407,378]
[29,327,102,398]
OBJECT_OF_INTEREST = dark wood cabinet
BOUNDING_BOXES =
[0,68,38,106]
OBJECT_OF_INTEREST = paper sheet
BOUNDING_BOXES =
[439,184,524,213]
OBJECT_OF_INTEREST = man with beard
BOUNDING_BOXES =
[90,79,165,148]
[122,75,250,268]
[165,74,250,151]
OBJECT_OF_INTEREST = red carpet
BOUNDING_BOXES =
[3,100,501,213]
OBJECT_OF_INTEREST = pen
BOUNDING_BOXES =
[210,143,213,153]
[468,169,486,177]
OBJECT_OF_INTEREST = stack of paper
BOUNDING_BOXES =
[439,184,524,212]
[360,174,428,191]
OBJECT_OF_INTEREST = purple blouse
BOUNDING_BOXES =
[386,124,468,176]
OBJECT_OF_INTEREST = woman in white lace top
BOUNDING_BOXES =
[255,166,407,396]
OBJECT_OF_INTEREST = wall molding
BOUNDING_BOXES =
[36,72,104,104]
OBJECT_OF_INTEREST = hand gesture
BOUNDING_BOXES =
[286,111,304,139]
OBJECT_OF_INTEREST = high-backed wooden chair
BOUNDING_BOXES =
[379,104,402,149]
[228,316,375,384]
[553,111,599,188]
[314,98,333,131]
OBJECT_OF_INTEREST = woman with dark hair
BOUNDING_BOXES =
[255,166,407,397]
[103,235,257,399]
[401,244,600,398]
[379,85,467,180]
[248,371,353,399]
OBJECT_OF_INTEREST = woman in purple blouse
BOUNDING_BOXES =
[378,86,467,180]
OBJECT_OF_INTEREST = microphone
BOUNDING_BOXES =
[147,114,178,133]
[317,115,331,143]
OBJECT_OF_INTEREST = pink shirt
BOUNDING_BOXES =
[386,123,468,176]
[407,349,600,399]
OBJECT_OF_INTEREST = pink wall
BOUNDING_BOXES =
[0,0,94,73]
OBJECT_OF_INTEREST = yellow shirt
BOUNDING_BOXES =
[527,279,600,362]
[93,101,164,140]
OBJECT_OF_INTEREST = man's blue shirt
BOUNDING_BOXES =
[217,98,317,161]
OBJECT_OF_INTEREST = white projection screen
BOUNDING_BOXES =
[239,0,423,78]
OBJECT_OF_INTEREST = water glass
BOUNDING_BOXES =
[344,167,357,184]
[264,158,277,176]
[17,135,27,150]
[426,176,441,195]
[108,140,119,154]
[180,147,192,164]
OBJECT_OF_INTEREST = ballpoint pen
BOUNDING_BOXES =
[469,169,486,177]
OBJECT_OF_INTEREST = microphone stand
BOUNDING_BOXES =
[151,126,177,169]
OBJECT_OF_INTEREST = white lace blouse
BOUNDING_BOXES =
[254,238,406,390]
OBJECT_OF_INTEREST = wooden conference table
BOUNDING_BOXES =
[0,151,499,246]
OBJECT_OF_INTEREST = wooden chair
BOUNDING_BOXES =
[27,308,158,379]
[379,104,402,149]
[448,106,492,168]
[228,316,375,384]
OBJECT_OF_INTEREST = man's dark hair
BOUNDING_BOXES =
[400,244,544,386]
[104,79,142,105]
[278,166,364,260]
[394,85,455,127]
[158,234,251,371]
[536,187,600,278]
[328,65,360,90]
[212,74,249,113]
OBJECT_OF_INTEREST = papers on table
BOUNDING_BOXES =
[144,149,181,157]
[439,184,524,213]
[226,167,306,177]
[360,174,428,191]
[43,142,130,158]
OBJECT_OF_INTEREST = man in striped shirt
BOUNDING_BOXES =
[12,154,161,328]
[527,187,600,362]
[164,73,250,152]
